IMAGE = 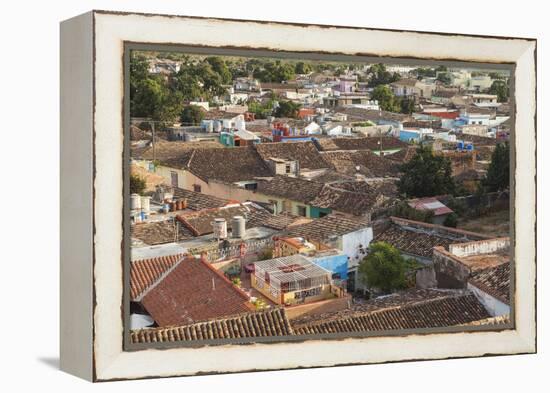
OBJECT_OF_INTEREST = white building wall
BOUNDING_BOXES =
[468,283,510,317]
[343,227,374,269]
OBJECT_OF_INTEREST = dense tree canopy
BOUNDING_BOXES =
[371,85,400,112]
[358,242,408,293]
[295,62,313,75]
[397,146,456,197]
[252,60,296,83]
[248,99,275,119]
[366,63,400,87]
[273,100,301,118]
[180,105,205,126]
[482,142,510,192]
[488,80,509,103]
[130,53,231,123]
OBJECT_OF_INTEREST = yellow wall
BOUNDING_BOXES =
[251,274,333,306]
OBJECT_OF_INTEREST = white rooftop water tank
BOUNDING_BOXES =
[212,218,227,240]
[231,216,246,239]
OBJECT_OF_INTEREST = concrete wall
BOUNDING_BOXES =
[449,237,510,257]
[468,283,510,317]
[285,295,351,320]
[311,253,348,280]
[344,227,373,269]
[433,247,471,288]
[416,265,438,289]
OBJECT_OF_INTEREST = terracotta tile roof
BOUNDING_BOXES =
[176,203,263,236]
[374,217,488,258]
[133,140,222,161]
[320,150,400,178]
[316,137,408,152]
[310,181,398,216]
[257,176,325,204]
[386,146,418,163]
[247,209,306,230]
[255,141,329,170]
[131,219,195,245]
[157,146,271,184]
[291,289,458,327]
[292,291,491,334]
[285,213,370,242]
[172,187,230,210]
[130,254,184,301]
[469,262,510,304]
[130,308,294,343]
[141,257,254,327]
[186,146,272,183]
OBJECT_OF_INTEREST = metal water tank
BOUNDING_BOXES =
[231,216,246,239]
[131,193,142,210]
[212,218,227,239]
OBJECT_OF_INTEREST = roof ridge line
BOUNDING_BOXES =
[135,254,188,302]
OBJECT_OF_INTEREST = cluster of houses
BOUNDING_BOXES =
[128,60,511,344]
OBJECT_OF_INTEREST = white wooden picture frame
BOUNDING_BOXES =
[60,10,536,382]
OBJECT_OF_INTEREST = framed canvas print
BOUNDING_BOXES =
[60,10,537,382]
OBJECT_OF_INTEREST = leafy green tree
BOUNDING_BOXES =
[295,62,313,74]
[371,85,400,112]
[180,105,205,126]
[443,212,459,228]
[130,175,146,195]
[248,99,274,119]
[481,142,510,192]
[399,97,416,114]
[367,63,400,87]
[205,56,232,84]
[274,100,301,118]
[358,242,408,293]
[488,80,509,102]
[413,67,436,80]
[436,72,451,85]
[397,146,456,197]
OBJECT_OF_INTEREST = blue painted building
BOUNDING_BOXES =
[308,250,348,280]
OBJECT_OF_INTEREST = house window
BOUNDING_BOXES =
[193,184,201,193]
[297,205,307,217]
[244,182,257,190]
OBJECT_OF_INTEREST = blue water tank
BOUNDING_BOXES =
[466,143,474,151]
[457,141,464,150]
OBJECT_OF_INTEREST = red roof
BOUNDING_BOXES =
[130,254,183,300]
[141,257,254,327]
[408,197,454,216]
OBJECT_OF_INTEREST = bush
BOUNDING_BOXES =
[130,174,146,195]
[358,242,408,293]
[443,212,458,228]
